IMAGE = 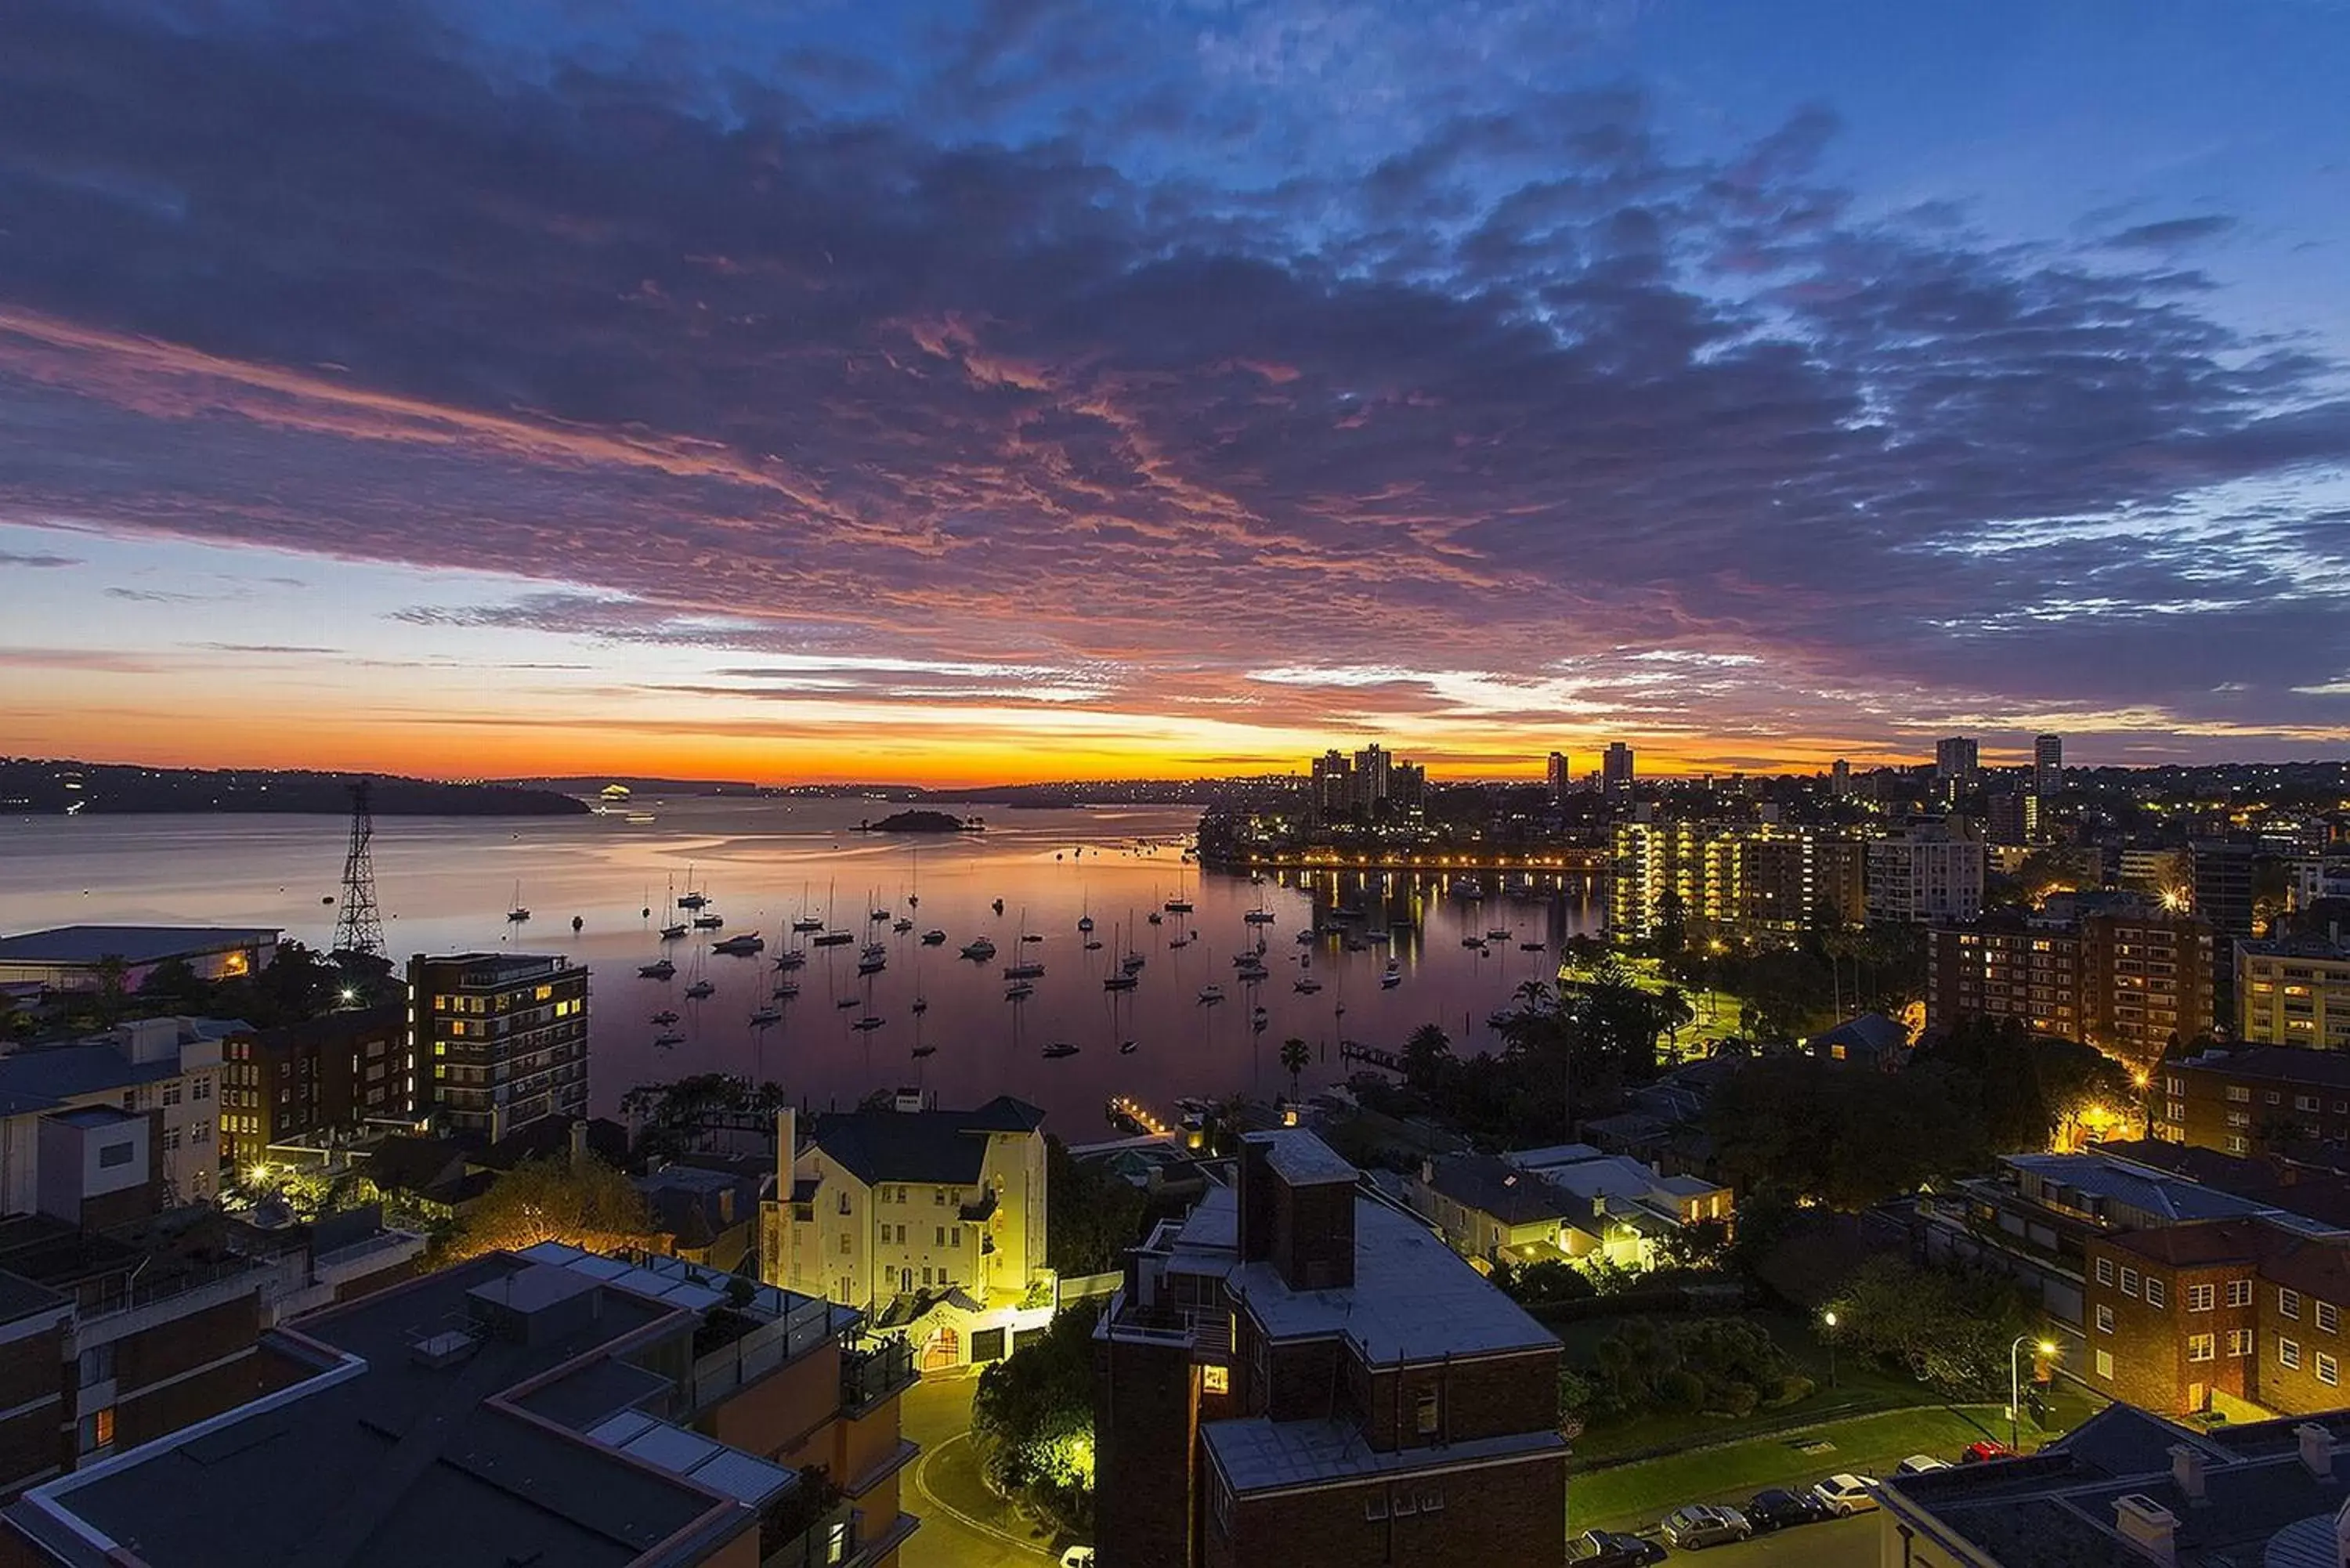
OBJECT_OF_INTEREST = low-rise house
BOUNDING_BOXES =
[0,1017,231,1209]
[1805,1010,1911,1068]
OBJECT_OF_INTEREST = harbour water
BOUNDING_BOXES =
[0,797,1599,1133]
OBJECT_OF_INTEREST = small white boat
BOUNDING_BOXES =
[813,930,855,947]
[893,917,914,934]
[750,1006,783,1027]
[774,949,806,970]
[1005,981,1035,1001]
[1381,961,1402,988]
[653,1031,685,1048]
[1244,909,1275,925]
[507,881,530,923]
[1198,985,1224,1005]
[1294,977,1322,994]
[1042,1042,1079,1060]
[921,930,948,945]
[835,996,861,1010]
[685,979,715,999]
[852,1015,884,1032]
[638,959,676,980]
[1122,952,1146,973]
[858,956,887,975]
[791,915,825,933]
[912,1044,936,1059]
[713,932,765,956]
[650,1010,679,1024]
[692,912,725,930]
[772,981,800,1000]
[660,923,689,941]
[962,937,997,961]
[1003,960,1046,981]
[1119,1039,1138,1055]
[1104,974,1138,992]
[912,996,928,1015]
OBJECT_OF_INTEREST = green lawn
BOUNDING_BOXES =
[1561,1310,1934,1464]
[1568,1406,2008,1533]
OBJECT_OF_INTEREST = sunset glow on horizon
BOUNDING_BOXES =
[3,2,2346,785]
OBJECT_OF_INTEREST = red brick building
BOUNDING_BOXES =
[218,1003,410,1167]
[2153,1046,2350,1158]
[2086,1217,2350,1420]
[1094,1130,1567,1568]
[1928,906,2214,1064]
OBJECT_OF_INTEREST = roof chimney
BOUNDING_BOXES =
[2301,1422,2336,1480]
[2113,1494,2178,1566]
[776,1106,798,1184]
[2168,1443,2207,1505]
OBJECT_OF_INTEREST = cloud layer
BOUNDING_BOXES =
[0,0,2345,773]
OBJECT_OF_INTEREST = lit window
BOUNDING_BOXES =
[2095,1349,2113,1379]
[2229,1330,2253,1357]
[2096,1305,2115,1334]
[2188,1334,2214,1363]
[1202,1365,1230,1396]
[2188,1284,2215,1312]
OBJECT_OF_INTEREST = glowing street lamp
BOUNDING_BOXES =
[2012,1335,2059,1451]
[1822,1309,1839,1389]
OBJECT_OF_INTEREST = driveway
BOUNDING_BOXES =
[1648,1512,1880,1566]
[901,1371,1060,1568]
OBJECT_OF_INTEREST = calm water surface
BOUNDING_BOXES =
[0,798,1596,1133]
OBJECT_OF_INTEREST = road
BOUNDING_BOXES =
[1654,1513,1879,1566]
[900,1371,1059,1568]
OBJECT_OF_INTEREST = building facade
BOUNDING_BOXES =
[0,1017,227,1210]
[1601,742,1635,797]
[2153,1047,2350,1157]
[768,1097,1048,1317]
[2237,936,2350,1052]
[1928,910,2215,1061]
[1094,1130,1567,1568]
[1609,821,1864,940]
[1868,829,1987,925]
[1936,735,1980,785]
[0,927,279,995]
[408,952,589,1143]
[217,1003,410,1167]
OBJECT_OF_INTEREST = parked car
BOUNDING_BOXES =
[1812,1473,1881,1516]
[1896,1454,1954,1476]
[1962,1440,2016,1464]
[1567,1528,1667,1566]
[1744,1487,1829,1531]
[1660,1505,1754,1549]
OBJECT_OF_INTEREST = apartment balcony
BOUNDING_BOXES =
[839,1337,917,1415]
[760,1499,919,1568]
[686,1291,841,1413]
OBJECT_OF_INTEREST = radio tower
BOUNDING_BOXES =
[334,778,386,957]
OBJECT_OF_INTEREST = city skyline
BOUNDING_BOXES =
[4,2,2348,786]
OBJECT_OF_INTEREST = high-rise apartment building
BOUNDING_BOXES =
[1611,821,1864,940]
[1601,742,1635,797]
[218,1003,410,1167]
[1546,751,1571,802]
[1926,907,2215,1061]
[1829,757,1853,797]
[1987,789,2041,847]
[2236,935,2350,1051]
[2034,732,2063,798]
[1935,735,1980,785]
[1352,744,1392,811]
[1867,828,1987,924]
[408,952,589,1144]
[1093,1130,1567,1568]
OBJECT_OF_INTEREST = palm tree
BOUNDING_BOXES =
[1513,978,1554,1015]
[1658,986,1696,1057]
[1279,1038,1310,1102]
[1403,1023,1453,1091]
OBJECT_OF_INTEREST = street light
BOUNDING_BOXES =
[2012,1335,2059,1451]
[1822,1309,1839,1389]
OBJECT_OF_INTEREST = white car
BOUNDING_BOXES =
[1060,1550,1095,1568]
[1811,1473,1881,1516]
[1896,1454,1954,1476]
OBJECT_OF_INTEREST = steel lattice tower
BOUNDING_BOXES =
[334,778,386,956]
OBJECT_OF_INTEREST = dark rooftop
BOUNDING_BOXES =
[0,926,278,966]
[0,1042,187,1118]
[1422,1153,1578,1227]
[807,1095,1043,1187]
[2178,1046,2350,1089]
[0,1267,69,1331]
[5,1252,791,1568]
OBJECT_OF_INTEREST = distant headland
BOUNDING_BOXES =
[1,760,588,817]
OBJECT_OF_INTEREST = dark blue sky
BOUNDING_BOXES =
[0,0,2344,779]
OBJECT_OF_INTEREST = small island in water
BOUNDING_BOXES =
[861,809,984,833]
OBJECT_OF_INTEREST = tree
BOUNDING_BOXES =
[450,1154,653,1260]
[972,1299,1103,1540]
[1838,1255,2034,1398]
[1402,1024,1455,1093]
[136,956,212,1013]
[1278,1037,1309,1101]
[92,954,129,1028]
[1044,1136,1144,1277]
[1708,1056,1990,1209]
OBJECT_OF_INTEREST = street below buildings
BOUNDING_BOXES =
[902,1371,1060,1568]
[1676,1514,1880,1566]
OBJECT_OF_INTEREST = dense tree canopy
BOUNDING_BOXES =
[451,1154,653,1260]
[971,1299,1102,1540]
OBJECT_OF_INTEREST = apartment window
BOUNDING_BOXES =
[2323,1353,2341,1388]
[2323,1302,2341,1335]
[162,1125,181,1152]
[2146,1277,2167,1310]
[2096,1305,2115,1335]
[2228,1086,2251,1103]
[1415,1389,1441,1436]
[935,1187,947,1206]
[951,1226,962,1248]
[838,1234,851,1255]
[921,1267,933,1286]
[1419,1488,1445,1513]
[2121,1268,2139,1299]
[2229,1136,2251,1154]
[2095,1258,2116,1288]
[78,1345,114,1387]
[2188,1284,2216,1312]
[2096,1349,2114,1379]
[838,1191,851,1216]
[2229,1329,2254,1357]
[2282,1288,2302,1320]
[2188,1334,2215,1363]
[1363,1494,1387,1523]
[1202,1365,1230,1396]
[97,1140,135,1169]
[162,1083,182,1107]
[2283,1339,2304,1371]
[77,1409,114,1454]
[2300,1096,2322,1113]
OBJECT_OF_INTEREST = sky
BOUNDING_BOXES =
[2,0,2346,785]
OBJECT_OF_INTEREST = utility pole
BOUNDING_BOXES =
[334,778,386,958]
